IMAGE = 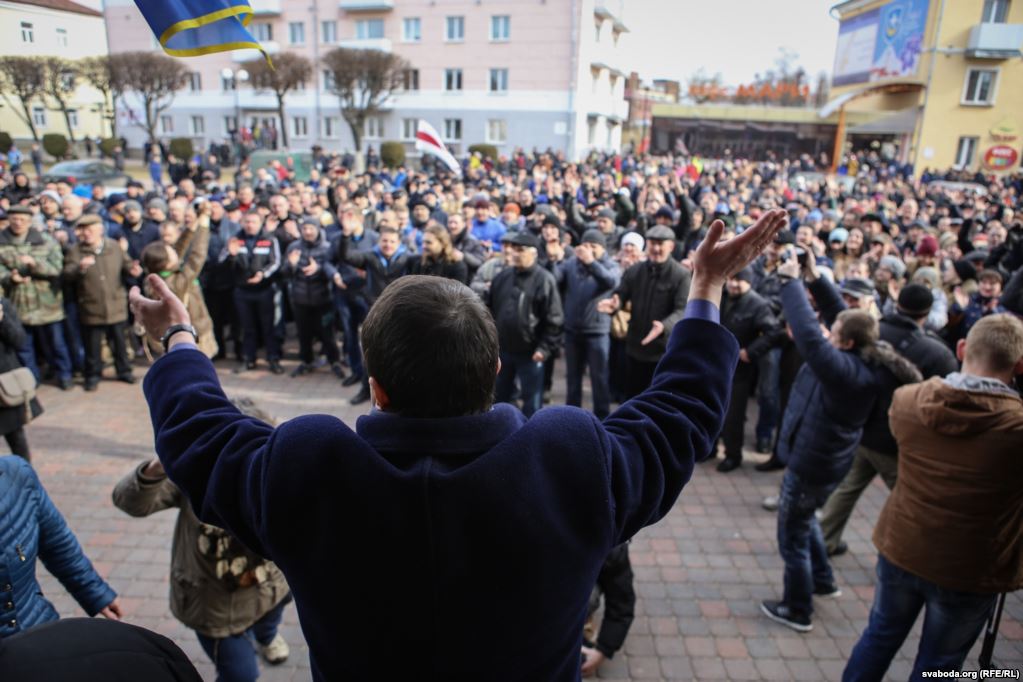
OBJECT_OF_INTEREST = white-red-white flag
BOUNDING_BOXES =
[415,120,462,176]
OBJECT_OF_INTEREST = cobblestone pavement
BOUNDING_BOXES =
[24,352,1023,681]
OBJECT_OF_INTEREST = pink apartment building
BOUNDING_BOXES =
[103,0,630,160]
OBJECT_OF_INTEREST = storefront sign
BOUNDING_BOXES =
[983,145,1020,171]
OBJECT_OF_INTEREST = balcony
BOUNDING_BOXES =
[339,0,394,11]
[339,37,392,52]
[232,41,280,62]
[249,0,281,15]
[966,22,1023,58]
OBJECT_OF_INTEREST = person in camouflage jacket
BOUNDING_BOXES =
[0,206,73,388]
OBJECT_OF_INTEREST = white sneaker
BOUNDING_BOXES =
[762,495,779,511]
[260,633,290,665]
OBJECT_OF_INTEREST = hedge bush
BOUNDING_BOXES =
[380,140,406,168]
[99,138,119,158]
[0,132,12,155]
[169,137,194,160]
[42,133,69,161]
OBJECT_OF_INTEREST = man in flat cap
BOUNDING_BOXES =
[488,231,563,417]
[598,225,691,397]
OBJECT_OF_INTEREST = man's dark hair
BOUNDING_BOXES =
[378,225,400,237]
[361,276,499,418]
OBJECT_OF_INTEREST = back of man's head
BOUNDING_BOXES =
[361,276,499,418]
[962,314,1023,378]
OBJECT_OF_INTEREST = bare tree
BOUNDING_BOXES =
[243,53,313,149]
[321,48,409,152]
[79,54,132,138]
[41,57,80,144]
[0,56,47,141]
[687,68,725,104]
[120,52,188,143]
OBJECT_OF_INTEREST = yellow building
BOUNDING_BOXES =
[827,0,1023,175]
[0,0,112,144]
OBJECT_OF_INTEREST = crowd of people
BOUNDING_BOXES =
[0,142,1020,681]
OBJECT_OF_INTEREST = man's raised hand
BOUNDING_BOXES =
[129,274,191,344]
[689,209,788,305]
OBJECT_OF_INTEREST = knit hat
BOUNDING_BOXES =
[597,208,616,221]
[916,235,939,257]
[123,200,143,214]
[828,227,849,244]
[620,231,644,252]
[952,259,977,283]
[733,266,754,284]
[878,255,907,280]
[147,198,169,213]
[581,229,607,248]
[897,284,933,317]
[39,190,62,206]
[912,266,940,289]
[653,206,675,221]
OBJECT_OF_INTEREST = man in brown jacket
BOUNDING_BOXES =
[62,215,142,391]
[844,313,1023,681]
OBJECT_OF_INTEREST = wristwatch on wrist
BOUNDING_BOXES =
[160,323,198,352]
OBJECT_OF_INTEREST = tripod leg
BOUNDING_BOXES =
[978,592,1006,670]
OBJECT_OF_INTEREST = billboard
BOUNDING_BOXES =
[833,0,930,87]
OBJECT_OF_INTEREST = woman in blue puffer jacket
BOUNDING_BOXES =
[0,456,120,639]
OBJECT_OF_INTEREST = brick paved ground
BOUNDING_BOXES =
[23,350,1023,681]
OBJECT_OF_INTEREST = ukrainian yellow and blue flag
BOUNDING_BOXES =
[133,0,268,61]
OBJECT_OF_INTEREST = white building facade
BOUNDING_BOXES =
[103,0,629,160]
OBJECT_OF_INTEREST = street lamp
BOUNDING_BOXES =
[221,67,249,158]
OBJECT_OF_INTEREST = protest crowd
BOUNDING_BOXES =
[0,140,1020,682]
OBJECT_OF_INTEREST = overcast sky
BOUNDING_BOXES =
[619,0,840,85]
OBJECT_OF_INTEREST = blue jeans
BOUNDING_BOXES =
[777,469,838,617]
[336,293,369,378]
[495,351,544,417]
[21,322,73,383]
[564,331,611,419]
[755,348,781,442]
[843,555,997,682]
[196,601,285,682]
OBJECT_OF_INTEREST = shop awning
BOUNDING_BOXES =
[818,79,925,118]
[849,107,920,135]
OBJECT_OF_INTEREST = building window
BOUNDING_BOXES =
[955,136,979,169]
[67,110,79,131]
[322,20,337,43]
[356,19,384,40]
[252,23,273,42]
[402,17,421,42]
[982,0,1010,22]
[401,118,416,140]
[292,116,308,138]
[444,68,463,91]
[322,116,339,139]
[56,28,68,47]
[159,115,174,135]
[962,68,998,105]
[289,22,305,45]
[32,107,46,128]
[490,15,510,41]
[489,68,508,92]
[21,22,34,43]
[223,116,238,135]
[444,118,462,141]
[222,74,236,91]
[190,115,205,135]
[402,68,419,91]
[587,119,597,145]
[486,119,507,144]
[294,79,307,92]
[323,70,336,91]
[364,117,384,139]
[445,16,464,41]
[188,72,202,92]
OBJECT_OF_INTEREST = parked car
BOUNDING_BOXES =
[42,161,130,187]
[248,150,314,183]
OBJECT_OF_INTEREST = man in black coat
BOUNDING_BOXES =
[818,283,955,556]
[717,266,778,472]
[489,231,564,417]
[598,225,691,397]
